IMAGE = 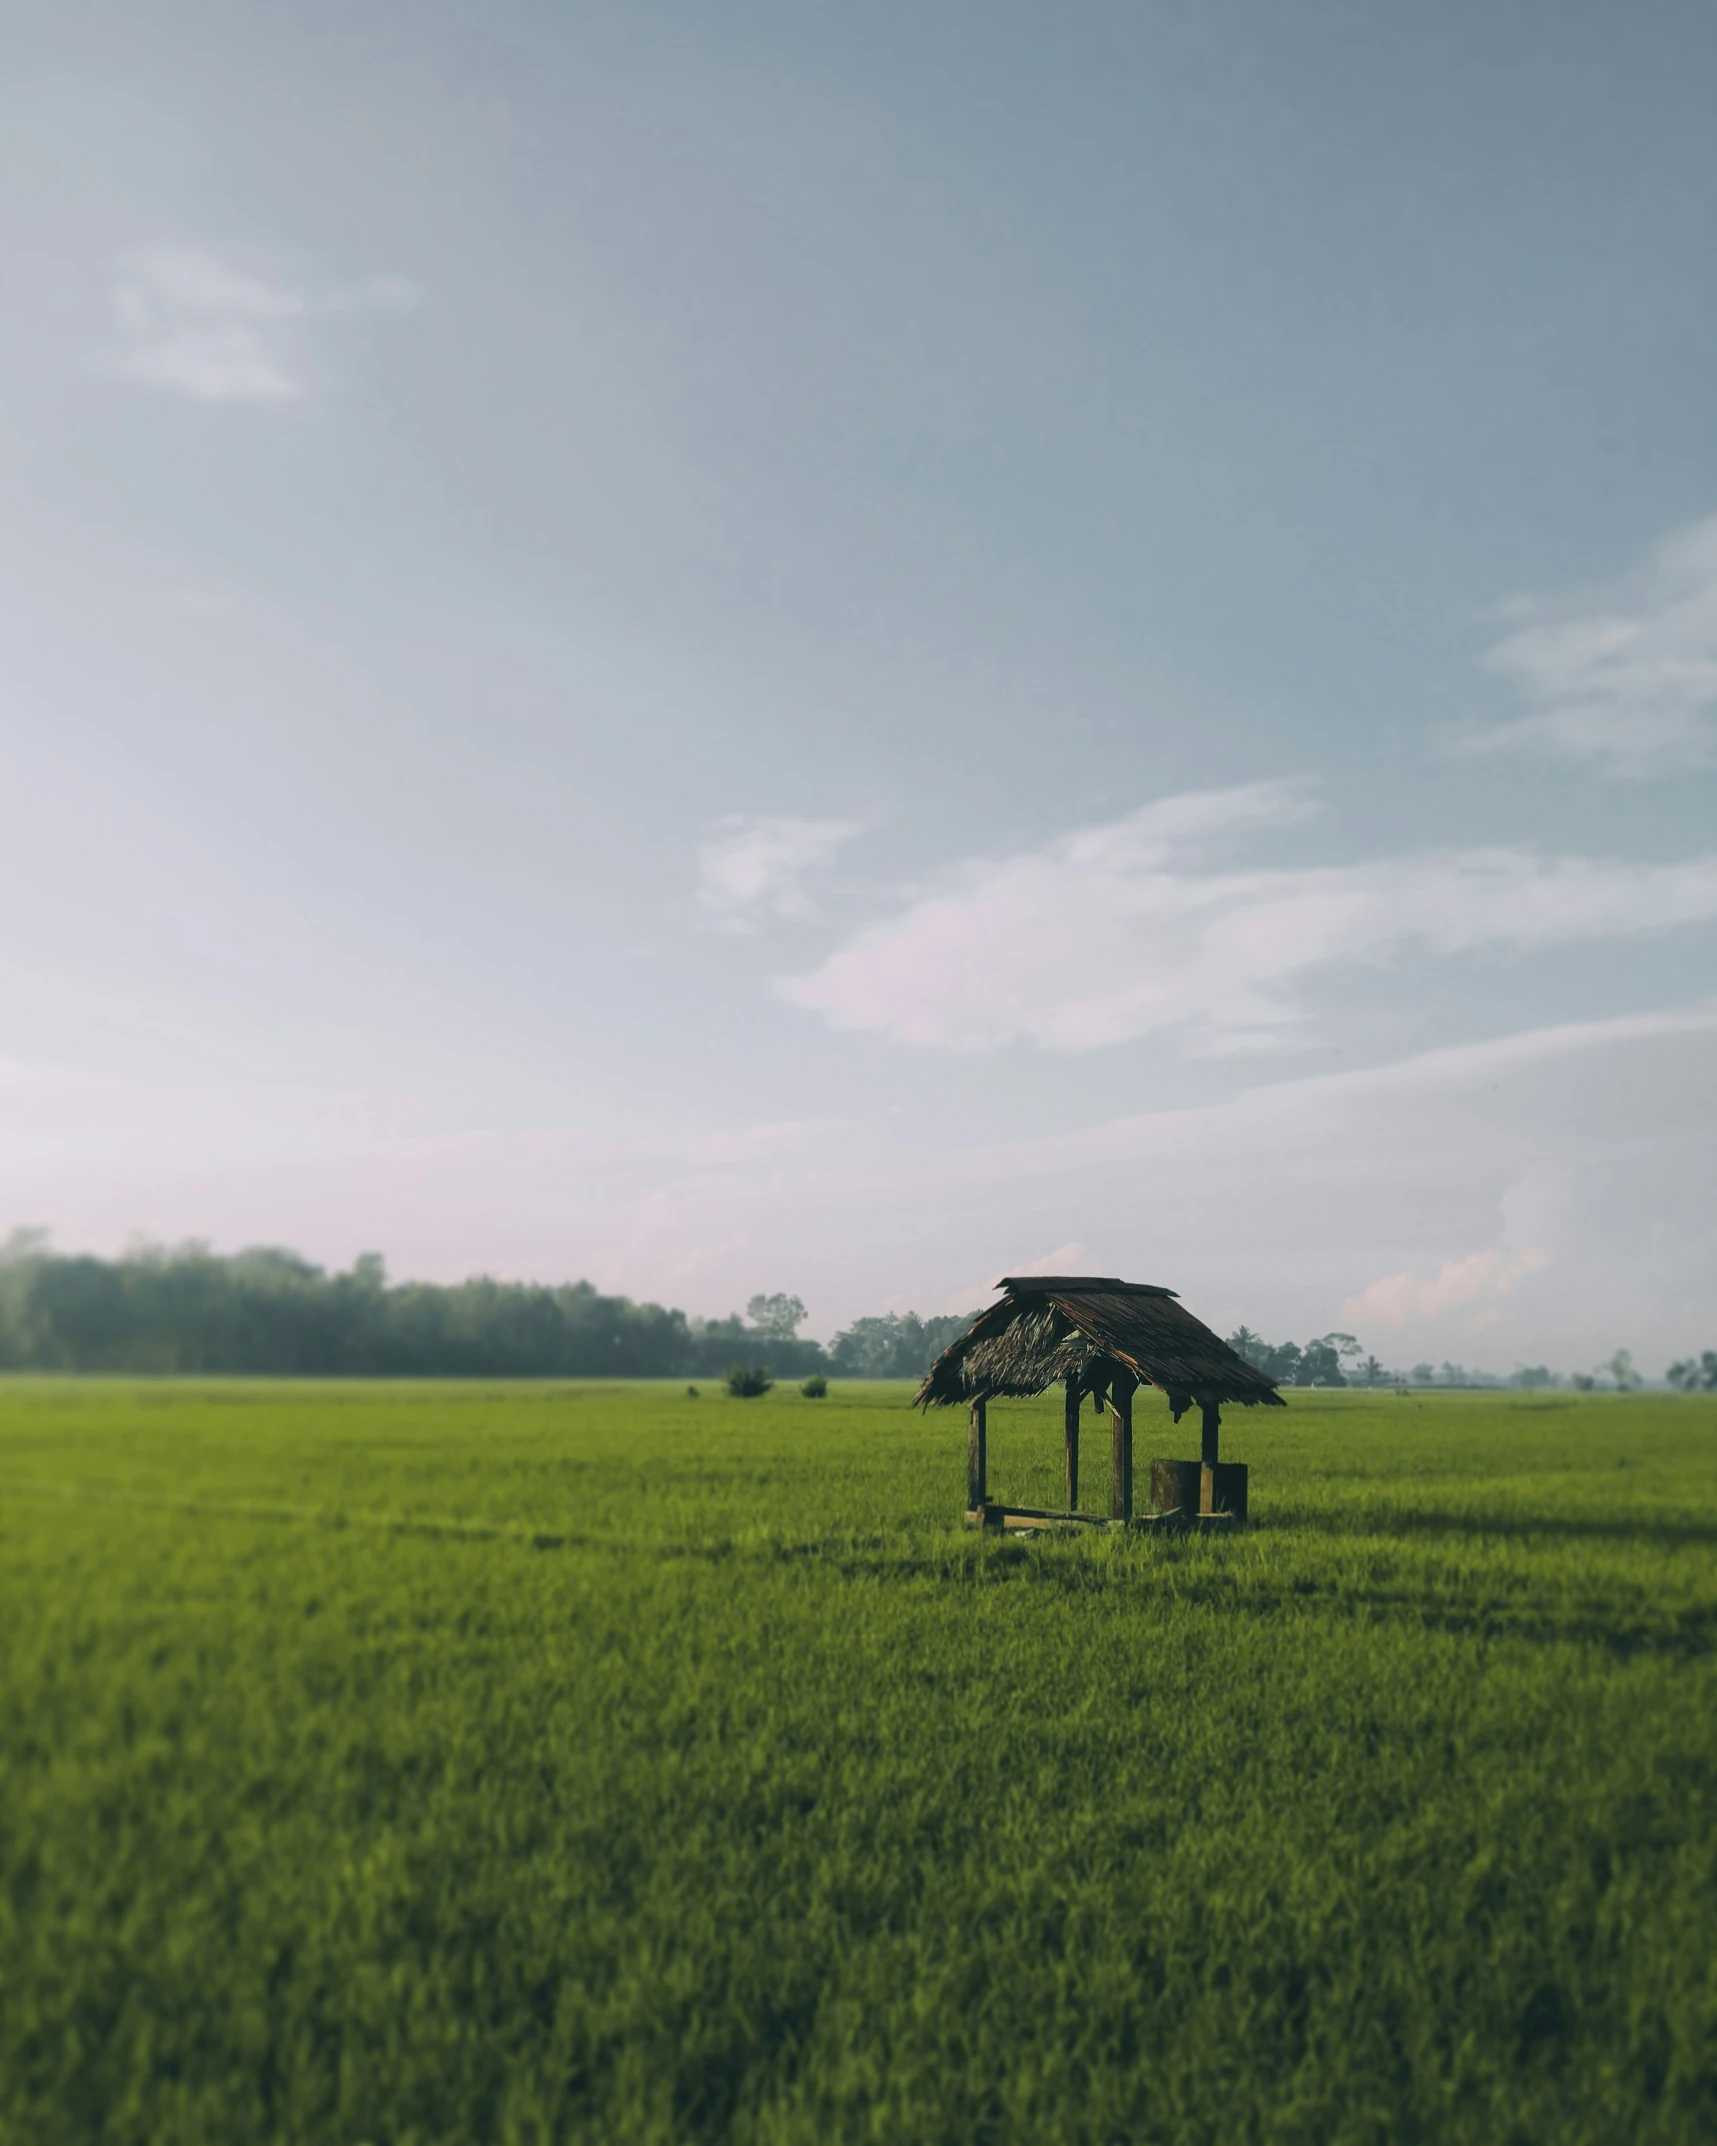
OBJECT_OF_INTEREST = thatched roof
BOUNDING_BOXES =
[915,1276,1285,1421]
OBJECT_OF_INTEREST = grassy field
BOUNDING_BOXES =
[2,1377,1715,2145]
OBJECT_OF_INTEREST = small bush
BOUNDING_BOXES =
[726,1363,773,1398]
[800,1375,828,1398]
[685,1384,700,1398]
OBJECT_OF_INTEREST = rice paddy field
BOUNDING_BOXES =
[2,1376,1715,2145]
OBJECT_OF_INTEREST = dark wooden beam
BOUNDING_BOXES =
[1064,1377,1081,1512]
[1200,1398,1221,1516]
[967,1396,987,1510]
[1110,1368,1136,1521]
[964,1500,1197,1532]
[978,1501,1107,1525]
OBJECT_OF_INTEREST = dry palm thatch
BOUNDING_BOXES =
[915,1277,1285,1421]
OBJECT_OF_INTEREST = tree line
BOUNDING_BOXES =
[1,1235,1704,1388]
[0,1236,976,1381]
[1227,1327,1717,1392]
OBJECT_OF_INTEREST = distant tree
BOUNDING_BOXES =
[1607,1349,1642,1391]
[1667,1352,1717,1392]
[1226,1329,1302,1383]
[1410,1363,1435,1386]
[746,1293,806,1340]
[1571,1373,1596,1392]
[28,1255,131,1370]
[691,1303,825,1377]
[1296,1338,1348,1387]
[828,1311,976,1379]
[1254,1340,1303,1385]
[1358,1355,1386,1387]
[1227,1329,1373,1387]
[1438,1361,1507,1389]
[1226,1326,1265,1366]
[1510,1365,1554,1389]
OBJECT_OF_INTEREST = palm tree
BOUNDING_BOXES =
[1226,1325,1265,1367]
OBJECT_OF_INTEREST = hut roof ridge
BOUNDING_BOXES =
[916,1272,1284,1417]
[998,1275,1177,1297]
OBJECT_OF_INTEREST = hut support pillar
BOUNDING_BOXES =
[1064,1378,1081,1512]
[1110,1370,1136,1521]
[967,1397,988,1510]
[1200,1400,1220,1517]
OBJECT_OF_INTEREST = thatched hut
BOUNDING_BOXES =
[915,1275,1284,1529]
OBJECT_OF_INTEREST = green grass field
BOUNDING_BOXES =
[2,1378,1715,2144]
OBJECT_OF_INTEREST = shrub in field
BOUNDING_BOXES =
[800,1375,828,1398]
[726,1363,773,1397]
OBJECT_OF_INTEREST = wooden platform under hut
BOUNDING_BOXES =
[914,1276,1285,1530]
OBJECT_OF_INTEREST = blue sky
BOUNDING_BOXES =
[4,0,1715,1368]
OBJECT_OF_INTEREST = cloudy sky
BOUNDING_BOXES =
[4,0,1715,1369]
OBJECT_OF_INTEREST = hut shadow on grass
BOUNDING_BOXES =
[1284,1508,1717,1550]
[901,1539,1717,1660]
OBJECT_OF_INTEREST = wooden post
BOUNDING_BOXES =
[1064,1377,1080,1513]
[1149,1456,1200,1519]
[967,1396,988,1511]
[1110,1369,1136,1521]
[1200,1399,1220,1517]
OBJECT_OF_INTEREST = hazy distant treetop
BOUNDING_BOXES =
[746,1293,807,1340]
[0,1241,946,1380]
[1226,1327,1377,1388]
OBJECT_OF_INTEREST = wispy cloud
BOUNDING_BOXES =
[1338,1246,1548,1336]
[1459,515,1717,775]
[100,244,419,406]
[697,814,862,933]
[776,780,1717,1054]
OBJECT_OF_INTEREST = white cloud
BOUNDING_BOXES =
[1460,515,1717,774]
[775,781,1717,1054]
[1338,1246,1548,1335]
[100,244,419,406]
[697,814,862,932]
